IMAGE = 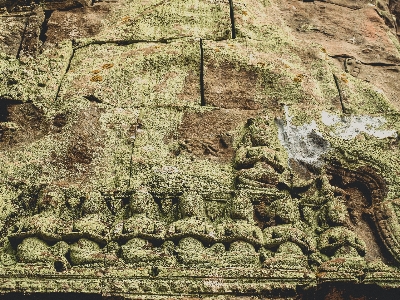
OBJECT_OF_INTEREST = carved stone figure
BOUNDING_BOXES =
[174,237,221,266]
[233,118,286,188]
[116,187,175,266]
[16,237,70,271]
[166,191,217,243]
[167,191,221,265]
[175,237,258,268]
[236,160,282,189]
[317,196,349,229]
[9,186,72,243]
[215,192,263,266]
[222,240,260,267]
[318,226,366,259]
[67,191,114,266]
[118,187,165,242]
[317,198,366,260]
[234,117,322,196]
[69,191,110,244]
[262,197,315,269]
[8,186,72,269]
[236,152,285,191]
[121,238,175,266]
[218,192,263,246]
[311,193,367,280]
[170,191,262,267]
[69,238,119,266]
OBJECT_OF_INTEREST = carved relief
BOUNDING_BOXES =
[8,186,72,269]
[9,186,72,243]
[0,117,393,284]
[262,196,315,270]
[117,187,175,266]
[167,191,216,243]
[233,118,287,192]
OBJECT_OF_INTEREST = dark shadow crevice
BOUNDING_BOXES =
[39,10,53,45]
[0,293,102,300]
[314,0,362,10]
[330,54,400,67]
[16,15,29,59]
[54,48,75,101]
[363,211,397,265]
[0,99,24,122]
[199,38,205,106]
[332,73,346,114]
[228,0,236,39]
[303,282,400,299]
[83,95,102,103]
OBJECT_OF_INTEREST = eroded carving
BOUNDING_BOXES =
[234,118,286,191]
[9,186,72,243]
[17,237,70,271]
[67,191,114,266]
[262,196,315,269]
[117,187,175,266]
[0,117,390,284]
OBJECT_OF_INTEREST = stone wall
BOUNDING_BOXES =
[1,0,400,298]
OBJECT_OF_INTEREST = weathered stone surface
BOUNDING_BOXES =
[1,0,400,299]
[0,14,26,57]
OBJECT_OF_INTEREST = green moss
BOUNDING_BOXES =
[59,40,200,109]
[204,38,307,110]
[1,0,400,294]
[233,0,293,51]
[310,57,338,107]
[343,76,394,115]
[96,0,231,41]
[0,41,73,114]
[388,31,400,55]
[325,135,400,199]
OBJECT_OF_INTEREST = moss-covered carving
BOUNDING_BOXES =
[1,0,400,297]
[17,237,70,270]
[262,196,315,270]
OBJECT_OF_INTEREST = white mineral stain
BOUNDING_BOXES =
[321,111,397,140]
[320,111,340,126]
[277,107,397,167]
[277,106,330,166]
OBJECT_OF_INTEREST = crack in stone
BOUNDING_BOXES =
[333,73,346,114]
[200,38,205,106]
[54,47,75,102]
[314,0,362,10]
[72,36,189,50]
[52,35,237,103]
[329,54,400,67]
[38,9,53,45]
[228,0,236,39]
[15,15,30,59]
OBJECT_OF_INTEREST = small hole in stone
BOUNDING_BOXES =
[54,260,65,272]
[150,266,159,277]
[328,237,336,244]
